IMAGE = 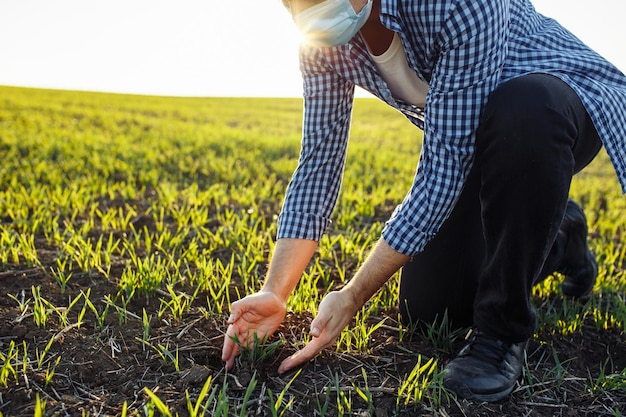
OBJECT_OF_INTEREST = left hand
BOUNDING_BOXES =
[222,291,286,371]
[278,289,359,374]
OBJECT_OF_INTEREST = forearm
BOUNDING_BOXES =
[343,238,411,307]
[261,238,319,302]
[274,238,411,374]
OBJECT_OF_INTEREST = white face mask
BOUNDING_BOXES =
[293,0,373,47]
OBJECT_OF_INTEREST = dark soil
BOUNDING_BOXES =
[0,265,624,416]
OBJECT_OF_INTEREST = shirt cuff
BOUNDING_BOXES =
[277,211,331,242]
[381,215,433,256]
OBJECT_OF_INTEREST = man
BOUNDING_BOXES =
[222,0,626,402]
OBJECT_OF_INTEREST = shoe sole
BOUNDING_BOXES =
[444,378,516,402]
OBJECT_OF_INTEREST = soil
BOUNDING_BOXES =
[0,264,624,416]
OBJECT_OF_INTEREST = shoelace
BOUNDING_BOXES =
[464,330,510,363]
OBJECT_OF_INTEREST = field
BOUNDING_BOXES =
[0,85,624,416]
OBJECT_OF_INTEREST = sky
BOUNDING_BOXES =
[0,0,624,98]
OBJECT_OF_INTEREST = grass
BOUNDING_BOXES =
[0,85,624,416]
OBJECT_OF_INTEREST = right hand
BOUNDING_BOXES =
[278,289,359,373]
[221,291,286,371]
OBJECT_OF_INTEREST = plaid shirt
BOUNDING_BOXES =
[277,0,626,256]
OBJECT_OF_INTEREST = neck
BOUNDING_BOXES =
[359,0,394,55]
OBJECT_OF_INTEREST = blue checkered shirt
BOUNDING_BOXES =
[277,0,626,256]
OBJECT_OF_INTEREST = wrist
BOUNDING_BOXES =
[340,238,410,308]
[260,285,289,306]
[341,282,365,311]
[260,238,319,303]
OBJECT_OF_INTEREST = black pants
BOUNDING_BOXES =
[398,74,602,343]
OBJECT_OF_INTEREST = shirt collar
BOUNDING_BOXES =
[379,0,402,32]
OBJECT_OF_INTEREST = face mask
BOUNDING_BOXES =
[294,0,373,47]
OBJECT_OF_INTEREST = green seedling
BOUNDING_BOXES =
[144,387,173,417]
[31,285,49,328]
[141,308,151,347]
[186,375,218,417]
[84,296,111,331]
[231,332,284,369]
[397,355,438,409]
[335,308,386,354]
[49,291,85,328]
[238,371,258,417]
[589,359,626,393]
[314,384,332,417]
[0,229,18,264]
[7,290,31,322]
[268,369,301,417]
[17,232,40,267]
[140,340,181,373]
[0,340,19,388]
[215,375,230,417]
[353,311,386,354]
[75,289,92,330]
[158,284,191,322]
[21,341,28,380]
[119,250,170,296]
[104,294,128,325]
[352,368,374,414]
[330,370,353,416]
[50,261,73,293]
[34,393,47,417]
[418,310,468,354]
[35,336,55,370]
[44,356,61,388]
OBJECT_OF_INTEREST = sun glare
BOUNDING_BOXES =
[0,0,623,97]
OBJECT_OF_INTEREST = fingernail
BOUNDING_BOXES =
[311,327,320,337]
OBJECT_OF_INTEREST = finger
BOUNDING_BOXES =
[221,325,234,362]
[310,307,333,338]
[278,336,330,374]
[227,300,243,324]
[225,346,239,371]
[221,324,241,364]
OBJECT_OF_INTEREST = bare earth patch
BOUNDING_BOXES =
[0,264,624,416]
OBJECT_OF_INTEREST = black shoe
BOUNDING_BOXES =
[557,200,597,298]
[443,330,525,402]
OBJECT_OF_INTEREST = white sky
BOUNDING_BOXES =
[0,0,624,97]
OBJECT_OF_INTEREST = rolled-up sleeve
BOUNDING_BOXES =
[382,0,510,255]
[277,46,356,242]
